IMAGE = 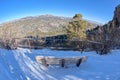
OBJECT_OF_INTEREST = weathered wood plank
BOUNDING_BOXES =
[36,56,88,67]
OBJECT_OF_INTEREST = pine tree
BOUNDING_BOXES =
[65,14,90,40]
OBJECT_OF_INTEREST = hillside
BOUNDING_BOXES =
[0,15,100,38]
[0,15,72,38]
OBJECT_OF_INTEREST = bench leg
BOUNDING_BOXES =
[45,64,49,67]
[43,59,49,67]
[61,59,65,67]
[76,58,82,67]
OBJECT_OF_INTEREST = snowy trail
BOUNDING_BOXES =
[0,48,120,80]
[14,48,57,80]
[0,49,26,80]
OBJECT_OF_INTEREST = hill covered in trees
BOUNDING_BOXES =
[0,15,72,39]
[0,14,100,40]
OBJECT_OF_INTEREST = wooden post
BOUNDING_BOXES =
[27,39,32,52]
[14,38,18,49]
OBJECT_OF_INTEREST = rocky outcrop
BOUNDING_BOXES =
[113,4,120,28]
[87,4,120,48]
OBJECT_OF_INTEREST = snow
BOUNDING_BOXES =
[0,48,120,80]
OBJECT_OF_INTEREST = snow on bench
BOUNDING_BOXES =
[36,56,88,67]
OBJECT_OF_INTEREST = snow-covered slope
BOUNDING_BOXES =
[0,48,120,80]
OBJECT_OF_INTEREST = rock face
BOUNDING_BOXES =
[87,4,120,48]
[113,4,120,27]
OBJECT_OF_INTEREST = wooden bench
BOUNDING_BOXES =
[36,56,88,67]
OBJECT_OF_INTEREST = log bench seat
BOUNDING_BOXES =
[36,56,88,67]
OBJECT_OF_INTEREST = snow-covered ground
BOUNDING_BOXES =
[0,48,120,80]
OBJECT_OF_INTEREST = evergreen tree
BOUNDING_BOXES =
[66,14,90,40]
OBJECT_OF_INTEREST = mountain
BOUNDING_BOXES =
[0,14,100,39]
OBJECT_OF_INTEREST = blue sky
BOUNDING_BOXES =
[0,0,119,24]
